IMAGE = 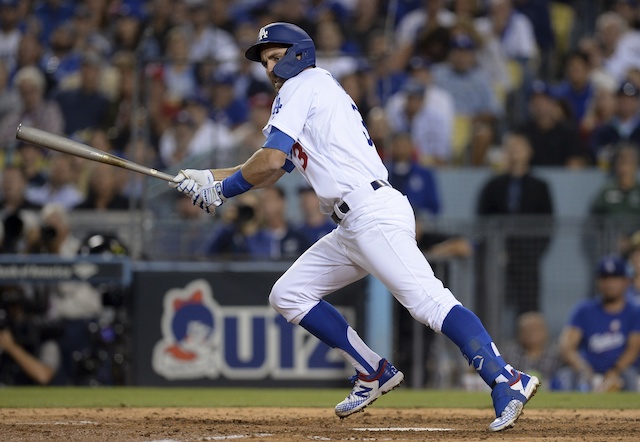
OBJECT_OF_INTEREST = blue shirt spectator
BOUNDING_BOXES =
[386,132,440,216]
[297,186,336,244]
[567,297,640,374]
[35,0,74,44]
[53,53,111,136]
[431,35,502,118]
[557,255,640,391]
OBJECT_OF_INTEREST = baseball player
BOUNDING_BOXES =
[171,22,539,431]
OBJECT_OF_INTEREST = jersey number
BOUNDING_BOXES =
[292,142,308,170]
[352,103,373,147]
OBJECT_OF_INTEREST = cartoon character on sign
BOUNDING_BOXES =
[152,279,221,379]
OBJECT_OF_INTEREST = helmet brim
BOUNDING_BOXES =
[245,42,292,62]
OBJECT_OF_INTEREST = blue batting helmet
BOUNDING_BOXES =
[244,22,316,79]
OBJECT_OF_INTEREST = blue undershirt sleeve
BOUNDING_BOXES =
[264,127,296,173]
[263,127,295,155]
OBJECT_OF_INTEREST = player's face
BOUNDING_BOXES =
[260,46,289,92]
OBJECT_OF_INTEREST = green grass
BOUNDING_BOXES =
[1,387,639,409]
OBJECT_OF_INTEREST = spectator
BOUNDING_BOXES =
[431,34,502,164]
[0,0,22,75]
[187,0,239,72]
[35,0,74,44]
[71,4,111,57]
[24,203,103,385]
[314,17,359,80]
[41,22,82,91]
[158,109,198,168]
[595,11,640,83]
[231,92,275,165]
[500,311,561,389]
[580,83,618,154]
[15,143,47,189]
[54,52,111,138]
[207,71,249,129]
[244,186,311,260]
[553,51,596,125]
[591,144,640,217]
[476,131,554,315]
[590,81,640,164]
[557,254,640,392]
[110,3,146,55]
[162,26,198,103]
[104,51,137,149]
[203,193,262,259]
[348,0,386,55]
[391,0,457,71]
[385,58,454,165]
[613,0,640,30]
[0,60,18,122]
[74,163,131,211]
[516,80,589,168]
[13,33,44,82]
[365,106,393,159]
[25,153,83,210]
[589,143,640,252]
[0,286,62,385]
[385,132,440,216]
[0,66,64,146]
[185,94,235,166]
[0,164,40,253]
[144,0,174,58]
[472,0,535,120]
[340,69,377,123]
[474,0,538,64]
[296,186,336,244]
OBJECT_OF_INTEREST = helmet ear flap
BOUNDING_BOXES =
[273,42,315,79]
[273,45,302,79]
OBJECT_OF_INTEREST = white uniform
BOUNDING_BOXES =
[266,67,461,329]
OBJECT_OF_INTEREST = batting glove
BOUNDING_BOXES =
[192,181,226,213]
[170,169,215,198]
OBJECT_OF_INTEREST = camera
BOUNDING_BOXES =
[40,224,58,243]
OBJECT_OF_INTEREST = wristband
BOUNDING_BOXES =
[221,170,253,198]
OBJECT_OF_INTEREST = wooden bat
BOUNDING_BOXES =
[15,124,174,182]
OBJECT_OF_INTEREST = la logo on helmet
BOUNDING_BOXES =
[259,27,268,40]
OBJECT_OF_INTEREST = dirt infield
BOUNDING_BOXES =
[1,407,638,441]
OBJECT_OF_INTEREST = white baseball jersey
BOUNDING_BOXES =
[265,68,461,332]
[263,67,388,214]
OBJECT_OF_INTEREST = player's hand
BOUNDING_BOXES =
[192,181,226,214]
[170,169,215,198]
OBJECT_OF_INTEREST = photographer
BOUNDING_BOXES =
[0,286,61,385]
[202,193,262,259]
[25,203,103,384]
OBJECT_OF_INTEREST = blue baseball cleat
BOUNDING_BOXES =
[489,370,540,432]
[335,358,404,418]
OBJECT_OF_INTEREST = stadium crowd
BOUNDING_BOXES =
[1,0,640,389]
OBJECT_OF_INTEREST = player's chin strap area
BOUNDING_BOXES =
[331,180,390,224]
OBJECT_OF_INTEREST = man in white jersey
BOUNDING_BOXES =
[170,22,539,432]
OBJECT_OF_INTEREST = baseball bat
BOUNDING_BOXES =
[15,124,175,182]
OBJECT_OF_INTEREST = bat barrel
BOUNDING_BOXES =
[15,125,175,182]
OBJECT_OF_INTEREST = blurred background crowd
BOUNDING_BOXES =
[1,0,640,392]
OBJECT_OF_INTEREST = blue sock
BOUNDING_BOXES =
[299,300,375,374]
[441,305,511,387]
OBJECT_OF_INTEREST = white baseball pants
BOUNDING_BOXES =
[269,185,461,332]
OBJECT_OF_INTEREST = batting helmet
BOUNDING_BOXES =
[245,22,316,80]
